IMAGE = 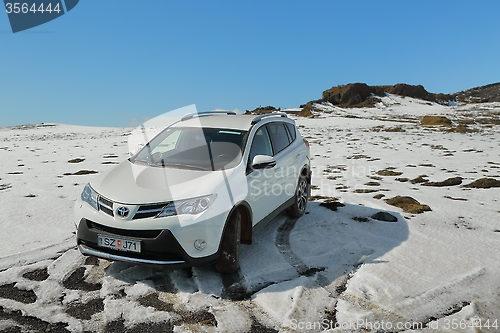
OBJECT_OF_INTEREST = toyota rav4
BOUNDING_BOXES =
[74,111,310,273]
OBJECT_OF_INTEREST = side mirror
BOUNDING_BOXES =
[252,155,276,169]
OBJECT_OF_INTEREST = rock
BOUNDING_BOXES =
[299,102,313,117]
[377,168,403,176]
[0,184,12,191]
[410,175,428,184]
[319,201,345,211]
[387,84,434,100]
[385,196,431,214]
[421,115,453,126]
[321,83,374,107]
[422,177,463,187]
[463,178,500,189]
[447,124,474,133]
[68,158,85,163]
[371,212,398,222]
[246,106,281,115]
[63,170,98,176]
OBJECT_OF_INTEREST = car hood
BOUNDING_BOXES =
[90,160,236,204]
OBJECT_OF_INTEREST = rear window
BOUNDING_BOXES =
[267,122,291,154]
[285,123,296,141]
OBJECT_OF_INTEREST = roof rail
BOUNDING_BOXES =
[251,112,288,125]
[181,111,236,121]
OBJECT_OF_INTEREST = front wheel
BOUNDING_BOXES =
[286,174,309,218]
[215,209,241,274]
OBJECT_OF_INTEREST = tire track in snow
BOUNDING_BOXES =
[274,216,344,329]
[0,237,74,271]
[336,269,485,332]
[419,301,472,329]
[275,217,325,277]
[392,267,485,328]
[275,215,385,329]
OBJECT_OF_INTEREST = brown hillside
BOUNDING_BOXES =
[452,82,500,103]
[306,83,453,109]
[321,83,375,107]
[245,106,281,115]
[386,84,433,101]
[246,82,500,116]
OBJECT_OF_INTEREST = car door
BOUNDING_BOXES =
[246,125,279,225]
[266,122,297,204]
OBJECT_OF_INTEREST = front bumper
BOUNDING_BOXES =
[76,218,219,267]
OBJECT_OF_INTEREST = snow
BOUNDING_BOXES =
[0,98,499,332]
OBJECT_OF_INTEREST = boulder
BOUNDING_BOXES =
[421,115,453,126]
[385,196,431,214]
[464,178,500,189]
[371,212,398,222]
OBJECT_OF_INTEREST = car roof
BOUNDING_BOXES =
[171,113,294,131]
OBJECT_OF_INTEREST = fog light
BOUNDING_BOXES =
[194,239,206,251]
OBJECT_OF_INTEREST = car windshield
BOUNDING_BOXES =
[131,127,248,171]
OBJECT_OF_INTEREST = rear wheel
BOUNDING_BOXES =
[286,174,309,218]
[215,209,241,274]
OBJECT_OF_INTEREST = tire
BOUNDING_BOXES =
[215,209,241,274]
[286,174,309,218]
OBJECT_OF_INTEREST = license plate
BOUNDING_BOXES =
[98,235,141,253]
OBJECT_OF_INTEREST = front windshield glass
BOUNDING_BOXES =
[131,127,247,171]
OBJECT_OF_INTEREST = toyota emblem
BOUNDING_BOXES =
[116,206,130,218]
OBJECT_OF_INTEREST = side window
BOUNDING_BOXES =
[267,122,291,154]
[248,126,273,163]
[285,123,296,141]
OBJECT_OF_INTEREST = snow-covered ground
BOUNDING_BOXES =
[1,97,499,332]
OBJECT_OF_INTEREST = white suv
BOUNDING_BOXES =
[74,112,310,273]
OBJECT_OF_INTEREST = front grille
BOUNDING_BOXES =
[98,196,114,216]
[86,220,162,239]
[133,202,171,220]
[93,195,172,220]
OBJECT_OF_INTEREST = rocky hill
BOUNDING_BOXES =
[452,82,500,103]
[298,83,453,115]
[247,82,500,116]
[245,105,281,115]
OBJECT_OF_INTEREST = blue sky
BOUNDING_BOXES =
[1,1,499,127]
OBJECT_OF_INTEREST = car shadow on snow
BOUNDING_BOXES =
[104,200,409,303]
[236,201,409,297]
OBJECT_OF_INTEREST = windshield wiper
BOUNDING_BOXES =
[132,158,210,171]
[161,162,210,171]
[132,158,158,167]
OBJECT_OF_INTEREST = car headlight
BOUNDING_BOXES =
[81,183,98,210]
[156,194,216,218]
